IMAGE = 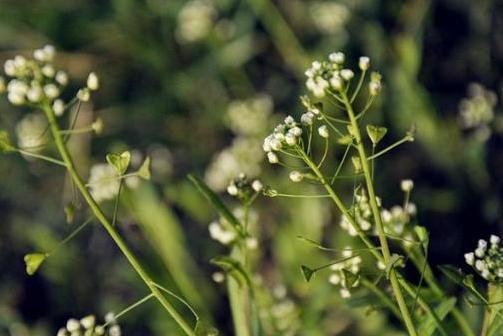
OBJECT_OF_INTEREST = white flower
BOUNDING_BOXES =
[329,52,345,64]
[55,71,68,85]
[87,72,99,90]
[212,272,225,283]
[340,288,351,298]
[15,114,47,150]
[285,133,297,146]
[340,69,354,81]
[77,88,90,102]
[8,91,25,105]
[330,75,343,90]
[14,55,26,68]
[109,325,121,336]
[301,112,314,125]
[227,183,238,196]
[88,164,120,202]
[464,252,475,265]
[490,235,501,245]
[80,315,96,329]
[478,239,488,250]
[475,247,486,258]
[359,56,370,71]
[289,170,303,182]
[329,274,340,285]
[4,60,16,76]
[252,179,263,192]
[289,126,302,137]
[176,0,216,43]
[66,319,80,332]
[267,152,279,164]
[284,115,295,126]
[42,65,55,77]
[43,84,59,99]
[400,179,414,192]
[27,85,43,102]
[475,260,485,272]
[209,221,236,244]
[53,99,65,116]
[318,125,329,138]
[377,261,386,270]
[369,80,381,96]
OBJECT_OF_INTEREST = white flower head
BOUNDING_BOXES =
[490,235,501,245]
[87,72,99,91]
[88,164,120,203]
[53,99,65,116]
[252,179,263,192]
[267,151,278,164]
[289,170,303,183]
[77,88,90,102]
[401,179,414,192]
[464,252,475,265]
[359,56,370,71]
[340,69,354,81]
[318,125,329,138]
[329,52,345,64]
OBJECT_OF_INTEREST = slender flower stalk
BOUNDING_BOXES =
[41,101,197,336]
[339,91,418,336]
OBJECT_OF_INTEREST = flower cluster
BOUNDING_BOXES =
[458,83,496,130]
[339,189,375,236]
[205,95,272,191]
[304,52,378,98]
[328,248,362,298]
[308,2,350,35]
[56,313,121,336]
[340,181,417,243]
[465,235,503,282]
[226,173,263,199]
[263,115,304,164]
[226,95,273,136]
[88,164,121,203]
[15,113,48,152]
[209,207,258,249]
[0,45,98,111]
[176,0,216,43]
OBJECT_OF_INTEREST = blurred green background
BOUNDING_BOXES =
[0,0,502,335]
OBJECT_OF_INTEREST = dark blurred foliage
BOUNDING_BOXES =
[0,0,502,335]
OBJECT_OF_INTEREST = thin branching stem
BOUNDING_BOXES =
[42,101,197,336]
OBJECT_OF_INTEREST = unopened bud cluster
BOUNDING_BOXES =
[304,52,380,98]
[0,45,99,114]
[56,313,121,336]
[226,173,263,202]
[465,235,503,282]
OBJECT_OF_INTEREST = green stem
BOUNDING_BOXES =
[341,93,418,336]
[398,278,448,336]
[42,102,197,336]
[360,278,401,320]
[16,148,66,167]
[298,149,383,263]
[409,251,475,336]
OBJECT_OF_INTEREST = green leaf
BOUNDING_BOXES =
[438,265,487,301]
[418,297,456,336]
[137,157,151,180]
[342,269,360,288]
[385,254,404,279]
[300,265,315,282]
[438,265,465,287]
[188,175,245,237]
[366,125,388,145]
[106,151,131,175]
[0,130,15,153]
[24,253,47,275]
[210,256,250,288]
